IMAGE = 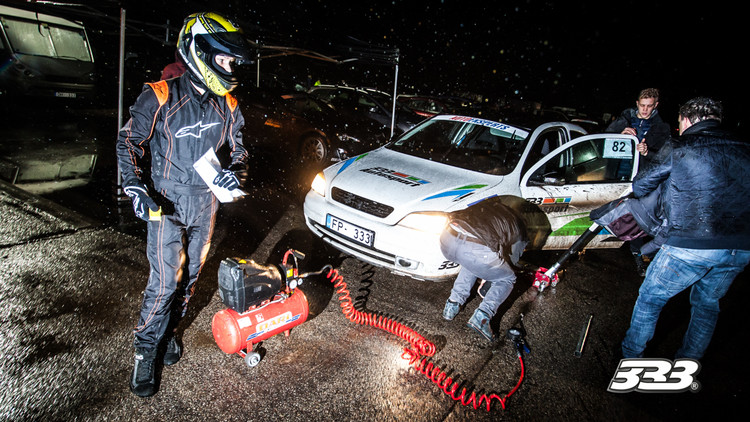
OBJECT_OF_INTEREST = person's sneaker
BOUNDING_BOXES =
[163,336,182,366]
[130,352,157,397]
[467,309,495,342]
[442,299,460,321]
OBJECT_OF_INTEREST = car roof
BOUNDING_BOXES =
[311,84,392,96]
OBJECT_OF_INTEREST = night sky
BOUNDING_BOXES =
[138,1,747,126]
[8,0,746,129]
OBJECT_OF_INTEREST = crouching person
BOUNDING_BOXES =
[440,197,528,341]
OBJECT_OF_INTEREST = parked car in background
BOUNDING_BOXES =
[549,106,603,133]
[397,94,483,118]
[308,85,423,139]
[303,114,639,281]
[239,89,385,166]
[0,5,95,99]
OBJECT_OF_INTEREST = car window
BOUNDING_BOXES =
[528,136,635,184]
[309,88,337,103]
[387,116,529,175]
[429,100,443,113]
[357,93,377,108]
[408,99,440,113]
[323,90,356,110]
[290,96,328,113]
[521,128,563,175]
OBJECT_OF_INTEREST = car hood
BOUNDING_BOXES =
[325,147,503,221]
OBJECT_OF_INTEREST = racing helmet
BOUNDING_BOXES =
[177,12,250,96]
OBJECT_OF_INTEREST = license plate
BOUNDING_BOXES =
[326,214,374,247]
[55,92,77,98]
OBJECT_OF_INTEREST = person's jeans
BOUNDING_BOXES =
[622,244,750,359]
[439,230,517,318]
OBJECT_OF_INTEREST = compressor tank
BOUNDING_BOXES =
[212,290,309,355]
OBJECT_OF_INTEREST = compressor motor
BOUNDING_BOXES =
[212,250,309,367]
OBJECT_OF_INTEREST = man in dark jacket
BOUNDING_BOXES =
[117,12,250,397]
[440,197,528,341]
[606,88,672,165]
[621,97,750,360]
[607,88,673,275]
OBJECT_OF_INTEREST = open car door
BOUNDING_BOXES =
[519,133,639,250]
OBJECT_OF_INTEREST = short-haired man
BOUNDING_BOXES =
[606,88,673,275]
[606,88,671,164]
[621,97,750,360]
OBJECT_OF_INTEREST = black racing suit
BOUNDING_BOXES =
[116,74,248,354]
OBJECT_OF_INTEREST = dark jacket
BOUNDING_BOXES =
[633,119,750,250]
[117,74,247,194]
[449,196,528,264]
[606,108,671,165]
[589,184,667,256]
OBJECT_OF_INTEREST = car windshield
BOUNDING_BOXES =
[387,115,530,175]
[2,16,92,61]
[365,90,393,109]
[285,95,333,114]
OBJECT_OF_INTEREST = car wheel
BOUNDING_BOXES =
[299,134,328,164]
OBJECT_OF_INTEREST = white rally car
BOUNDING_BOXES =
[303,115,639,281]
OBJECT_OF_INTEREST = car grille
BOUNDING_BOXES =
[331,187,394,218]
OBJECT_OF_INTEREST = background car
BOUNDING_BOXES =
[239,89,384,166]
[308,84,423,139]
[303,115,639,281]
[0,5,95,99]
[396,94,483,118]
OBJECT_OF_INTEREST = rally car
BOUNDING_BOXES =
[303,114,639,281]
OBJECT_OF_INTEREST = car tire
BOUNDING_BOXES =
[299,134,328,164]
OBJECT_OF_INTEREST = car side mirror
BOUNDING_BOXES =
[543,176,566,186]
[528,172,565,186]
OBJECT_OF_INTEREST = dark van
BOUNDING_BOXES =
[0,5,95,99]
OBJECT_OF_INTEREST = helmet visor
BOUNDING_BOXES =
[195,32,251,65]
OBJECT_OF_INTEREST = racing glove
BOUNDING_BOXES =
[123,183,159,222]
[213,169,241,190]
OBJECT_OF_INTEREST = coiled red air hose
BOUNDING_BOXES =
[323,266,524,412]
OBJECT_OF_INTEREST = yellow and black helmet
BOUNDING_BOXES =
[177,12,250,96]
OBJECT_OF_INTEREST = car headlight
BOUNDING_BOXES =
[310,172,326,196]
[397,212,449,235]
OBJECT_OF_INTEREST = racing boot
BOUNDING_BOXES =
[467,309,495,342]
[130,349,157,397]
[163,335,182,366]
[442,299,461,321]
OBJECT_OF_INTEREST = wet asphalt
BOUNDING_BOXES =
[1,104,749,421]
[2,173,749,422]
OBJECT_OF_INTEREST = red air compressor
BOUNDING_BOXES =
[211,250,528,412]
[212,250,308,367]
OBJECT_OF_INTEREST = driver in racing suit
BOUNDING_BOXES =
[116,12,250,397]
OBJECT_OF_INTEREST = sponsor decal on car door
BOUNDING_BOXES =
[519,134,639,250]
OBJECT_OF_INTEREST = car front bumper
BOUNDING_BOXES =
[303,190,459,281]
